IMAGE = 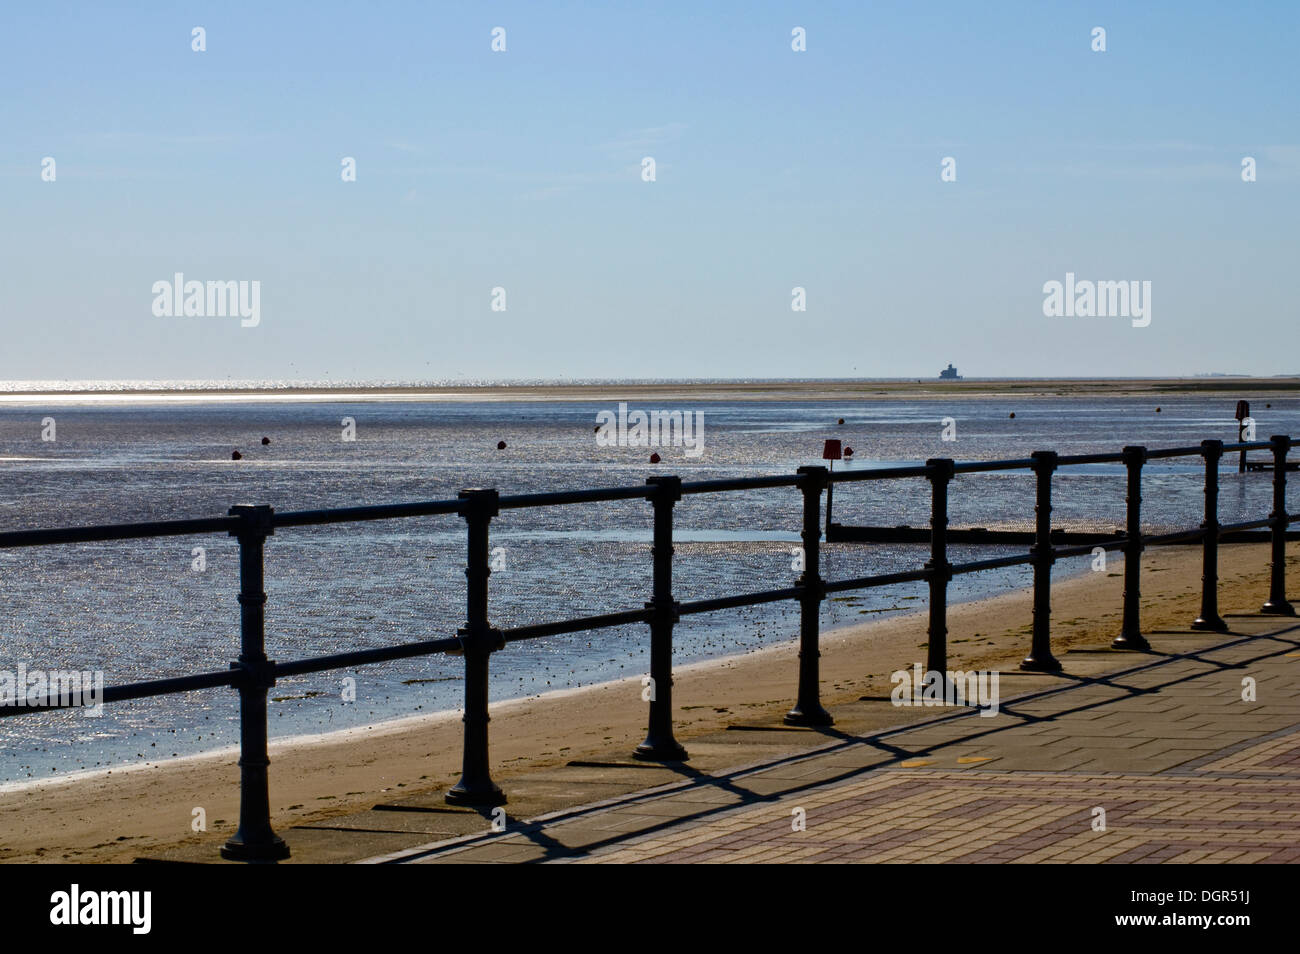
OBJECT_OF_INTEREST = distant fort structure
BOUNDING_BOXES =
[939,363,962,380]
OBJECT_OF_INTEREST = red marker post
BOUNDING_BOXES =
[822,439,842,538]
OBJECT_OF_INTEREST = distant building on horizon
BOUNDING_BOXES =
[939,363,962,380]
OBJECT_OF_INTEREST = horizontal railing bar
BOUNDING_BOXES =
[950,553,1034,575]
[1143,527,1207,546]
[828,525,1129,545]
[1056,452,1126,466]
[823,567,932,593]
[830,465,931,483]
[1218,517,1275,533]
[500,608,653,642]
[497,485,653,509]
[952,458,1037,474]
[0,668,237,717]
[1221,441,1274,453]
[1053,539,1126,560]
[273,636,464,677]
[274,499,462,528]
[680,475,804,494]
[677,586,804,615]
[0,516,239,549]
[1144,445,1220,460]
[106,670,238,702]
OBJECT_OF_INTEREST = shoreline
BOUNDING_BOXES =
[0,539,1286,863]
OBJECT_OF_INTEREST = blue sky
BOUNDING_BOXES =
[2,1,1297,382]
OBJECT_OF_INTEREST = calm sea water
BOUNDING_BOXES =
[1,391,1296,781]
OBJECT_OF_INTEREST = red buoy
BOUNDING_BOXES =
[649,452,661,464]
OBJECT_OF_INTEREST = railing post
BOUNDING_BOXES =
[925,459,955,676]
[1261,435,1295,615]
[636,476,688,761]
[786,465,833,726]
[446,489,507,806]
[1021,451,1062,672]
[1192,439,1228,631]
[221,504,289,862]
[1112,445,1151,650]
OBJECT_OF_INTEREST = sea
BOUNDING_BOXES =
[1,382,1296,782]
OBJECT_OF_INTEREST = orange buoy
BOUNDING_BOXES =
[1009,412,1016,419]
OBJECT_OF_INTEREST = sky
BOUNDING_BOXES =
[1,1,1297,383]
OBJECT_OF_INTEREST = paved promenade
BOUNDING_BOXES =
[361,617,1300,864]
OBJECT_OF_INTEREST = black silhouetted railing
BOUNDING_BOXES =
[1,436,1296,861]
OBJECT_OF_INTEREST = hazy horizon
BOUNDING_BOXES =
[4,371,1300,394]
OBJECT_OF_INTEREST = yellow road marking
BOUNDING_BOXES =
[900,759,932,768]
[957,756,994,764]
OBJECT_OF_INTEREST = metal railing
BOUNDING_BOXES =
[1,435,1296,861]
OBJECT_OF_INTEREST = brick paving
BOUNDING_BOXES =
[364,618,1300,864]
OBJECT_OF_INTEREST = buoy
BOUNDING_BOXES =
[261,436,271,445]
[231,450,242,461]
[1267,403,1272,409]
[843,447,854,457]
[1155,407,1161,413]
[837,418,845,425]
[649,452,661,464]
[496,440,507,450]
[1009,412,1016,419]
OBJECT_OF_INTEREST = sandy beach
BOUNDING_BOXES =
[0,538,1288,863]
